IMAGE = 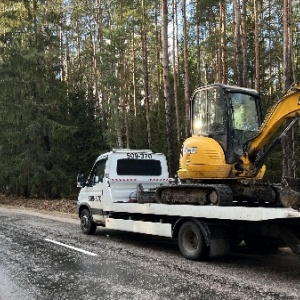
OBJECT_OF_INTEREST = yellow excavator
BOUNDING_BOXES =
[156,82,300,208]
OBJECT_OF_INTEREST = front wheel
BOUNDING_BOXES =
[80,208,97,235]
[178,221,208,260]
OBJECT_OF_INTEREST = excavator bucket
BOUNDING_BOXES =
[280,177,300,209]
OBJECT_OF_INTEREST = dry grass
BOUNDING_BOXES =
[0,194,77,214]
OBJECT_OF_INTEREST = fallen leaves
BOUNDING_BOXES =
[0,194,77,214]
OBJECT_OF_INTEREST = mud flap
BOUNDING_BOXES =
[194,221,230,258]
[280,177,300,209]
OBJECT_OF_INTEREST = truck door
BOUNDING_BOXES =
[78,159,107,215]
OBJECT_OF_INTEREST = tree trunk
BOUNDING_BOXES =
[141,0,151,149]
[241,0,248,87]
[233,0,243,86]
[120,51,130,149]
[182,0,190,138]
[218,0,227,84]
[132,28,137,117]
[195,0,202,85]
[172,0,181,146]
[155,8,162,131]
[254,0,261,91]
[161,0,175,176]
[282,0,295,178]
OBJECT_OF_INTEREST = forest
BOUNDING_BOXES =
[0,0,299,199]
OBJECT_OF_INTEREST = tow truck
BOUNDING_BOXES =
[77,148,300,260]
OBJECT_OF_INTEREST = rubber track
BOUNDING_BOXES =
[156,184,233,206]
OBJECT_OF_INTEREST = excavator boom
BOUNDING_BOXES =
[246,83,300,158]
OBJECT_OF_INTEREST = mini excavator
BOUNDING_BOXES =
[156,83,300,208]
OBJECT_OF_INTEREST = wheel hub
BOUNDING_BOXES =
[184,230,198,251]
[81,215,89,228]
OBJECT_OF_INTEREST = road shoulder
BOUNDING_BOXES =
[0,205,78,224]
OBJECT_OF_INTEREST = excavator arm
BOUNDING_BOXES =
[235,82,300,177]
[248,83,300,157]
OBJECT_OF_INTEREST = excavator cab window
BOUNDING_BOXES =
[192,86,225,136]
[191,84,262,163]
[191,85,228,155]
[231,93,259,131]
[229,92,261,156]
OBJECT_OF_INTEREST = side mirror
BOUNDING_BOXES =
[77,173,86,188]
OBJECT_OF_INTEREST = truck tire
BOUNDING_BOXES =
[178,221,208,260]
[80,208,97,235]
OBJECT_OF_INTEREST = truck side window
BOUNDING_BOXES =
[90,160,106,185]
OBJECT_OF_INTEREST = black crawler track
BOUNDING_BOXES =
[156,184,233,206]
[154,182,300,208]
[137,180,300,209]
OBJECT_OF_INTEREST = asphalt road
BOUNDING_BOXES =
[0,207,300,300]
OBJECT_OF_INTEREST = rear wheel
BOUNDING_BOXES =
[178,221,208,260]
[80,208,97,235]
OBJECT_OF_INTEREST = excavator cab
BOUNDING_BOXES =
[190,84,263,164]
[178,84,264,180]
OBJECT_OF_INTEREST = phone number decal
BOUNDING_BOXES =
[127,153,152,159]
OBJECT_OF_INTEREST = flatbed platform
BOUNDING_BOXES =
[104,203,300,222]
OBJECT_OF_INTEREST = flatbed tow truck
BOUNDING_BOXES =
[77,149,300,261]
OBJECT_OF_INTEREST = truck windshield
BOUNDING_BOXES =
[117,159,162,176]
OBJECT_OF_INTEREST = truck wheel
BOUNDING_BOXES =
[80,208,97,235]
[178,221,208,260]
